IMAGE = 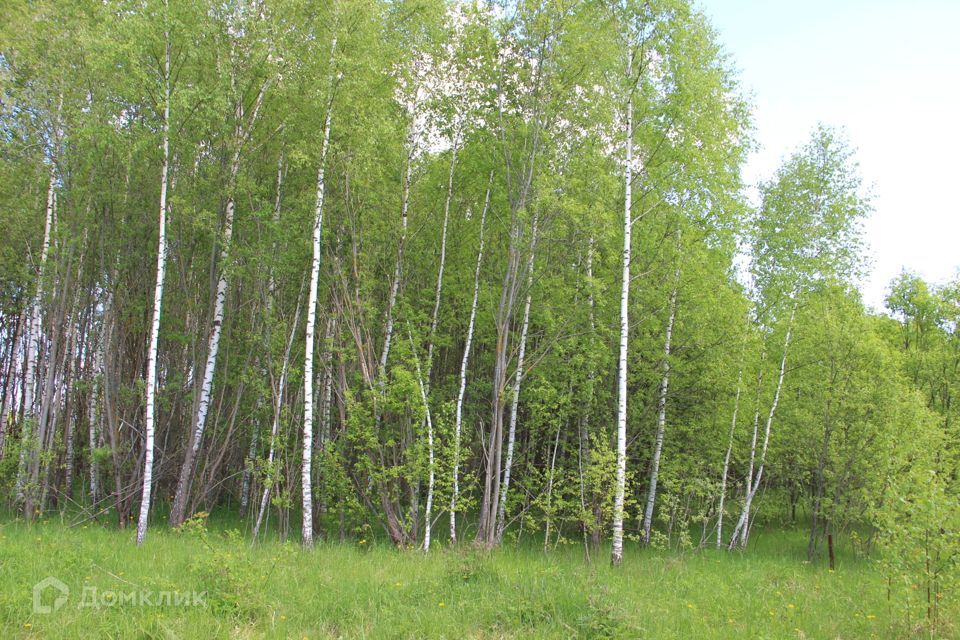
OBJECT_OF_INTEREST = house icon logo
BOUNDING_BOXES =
[32,576,69,613]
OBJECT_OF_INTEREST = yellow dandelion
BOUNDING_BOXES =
[24,623,33,629]
[280,615,287,621]
[866,614,876,620]
[687,603,694,609]
[438,602,446,608]
[787,603,795,609]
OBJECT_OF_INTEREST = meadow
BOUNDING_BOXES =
[1,515,945,639]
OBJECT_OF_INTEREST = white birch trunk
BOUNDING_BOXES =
[543,419,562,551]
[716,366,742,548]
[450,179,491,544]
[730,302,796,548]
[136,22,170,545]
[170,74,268,526]
[641,258,680,545]
[302,47,336,548]
[317,314,334,516]
[239,424,258,518]
[611,48,634,567]
[0,312,23,460]
[494,214,539,543]
[16,164,56,502]
[379,147,412,384]
[253,293,302,542]
[407,328,435,552]
[425,136,459,384]
[87,322,102,505]
[410,138,456,545]
[242,148,287,519]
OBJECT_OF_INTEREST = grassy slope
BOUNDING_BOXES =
[0,518,947,639]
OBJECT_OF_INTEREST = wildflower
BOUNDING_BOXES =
[280,615,287,621]
[24,623,32,629]
[358,539,367,545]
[866,614,876,620]
[787,604,795,609]
[687,603,694,609]
[438,602,445,608]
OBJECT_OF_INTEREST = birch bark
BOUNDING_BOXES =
[407,328,435,552]
[137,19,170,545]
[730,302,796,548]
[253,292,302,542]
[717,365,742,548]
[641,253,681,546]
[494,214,539,543]
[241,148,286,519]
[169,74,268,527]
[16,164,56,503]
[611,47,634,567]
[302,45,336,547]
[450,178,491,544]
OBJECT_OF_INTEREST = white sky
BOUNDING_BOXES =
[699,0,960,310]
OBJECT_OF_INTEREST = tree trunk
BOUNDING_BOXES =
[0,312,25,460]
[611,47,634,568]
[302,49,336,548]
[408,328,435,552]
[169,75,268,528]
[16,163,56,504]
[730,301,796,549]
[642,253,681,545]
[450,177,491,544]
[242,148,287,519]
[136,18,170,545]
[253,292,303,542]
[717,365,743,548]
[494,214,540,544]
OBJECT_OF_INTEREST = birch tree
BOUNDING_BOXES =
[451,178,491,544]
[729,126,869,549]
[611,39,634,567]
[169,18,272,526]
[302,32,338,549]
[136,3,171,545]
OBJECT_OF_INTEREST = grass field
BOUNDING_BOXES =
[0,516,952,639]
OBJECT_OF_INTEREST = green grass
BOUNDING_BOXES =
[0,517,952,639]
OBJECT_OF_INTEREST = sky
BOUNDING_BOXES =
[698,0,960,310]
